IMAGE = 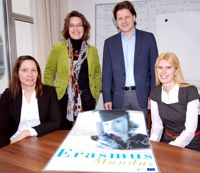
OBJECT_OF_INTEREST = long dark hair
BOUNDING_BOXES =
[8,55,44,100]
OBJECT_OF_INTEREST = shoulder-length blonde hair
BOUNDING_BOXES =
[155,52,191,87]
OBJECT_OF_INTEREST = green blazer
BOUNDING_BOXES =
[43,40,102,101]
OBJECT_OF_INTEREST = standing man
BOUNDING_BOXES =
[102,1,158,120]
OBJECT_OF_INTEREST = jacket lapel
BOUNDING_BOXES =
[116,32,125,70]
[60,41,69,77]
[134,29,142,66]
[14,90,23,126]
[38,94,44,123]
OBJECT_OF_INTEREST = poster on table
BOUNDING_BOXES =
[43,110,160,173]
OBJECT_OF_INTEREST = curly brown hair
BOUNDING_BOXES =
[62,11,91,41]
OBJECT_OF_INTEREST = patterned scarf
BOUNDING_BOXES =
[66,38,88,121]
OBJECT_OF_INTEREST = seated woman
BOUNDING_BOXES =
[94,110,150,150]
[0,56,61,148]
[150,52,200,152]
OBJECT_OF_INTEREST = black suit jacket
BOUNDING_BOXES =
[102,29,158,109]
[0,85,61,148]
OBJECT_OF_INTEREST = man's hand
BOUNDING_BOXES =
[147,98,151,109]
[104,102,112,110]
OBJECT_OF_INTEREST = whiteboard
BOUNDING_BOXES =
[95,0,200,86]
[96,1,149,65]
[156,12,200,82]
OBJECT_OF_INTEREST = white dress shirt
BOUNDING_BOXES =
[10,90,40,141]
[121,30,136,86]
[150,84,199,147]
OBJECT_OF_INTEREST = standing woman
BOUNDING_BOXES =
[150,52,200,152]
[0,56,61,148]
[44,11,101,130]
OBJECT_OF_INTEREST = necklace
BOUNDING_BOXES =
[74,50,80,57]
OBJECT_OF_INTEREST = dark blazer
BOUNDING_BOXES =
[0,85,61,148]
[102,29,158,109]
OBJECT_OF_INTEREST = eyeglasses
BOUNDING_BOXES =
[69,24,83,28]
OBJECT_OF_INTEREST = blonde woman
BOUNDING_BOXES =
[149,52,200,152]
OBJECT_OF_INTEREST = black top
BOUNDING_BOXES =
[70,38,89,90]
[150,85,200,151]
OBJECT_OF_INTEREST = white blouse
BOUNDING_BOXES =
[10,90,40,141]
[150,84,199,148]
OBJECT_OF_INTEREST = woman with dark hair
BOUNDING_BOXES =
[150,52,200,152]
[0,56,61,148]
[44,11,101,130]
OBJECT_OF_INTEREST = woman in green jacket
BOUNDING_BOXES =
[44,11,101,130]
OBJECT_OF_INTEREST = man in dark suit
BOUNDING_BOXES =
[102,1,158,120]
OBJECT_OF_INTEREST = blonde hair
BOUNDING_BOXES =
[155,52,191,87]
